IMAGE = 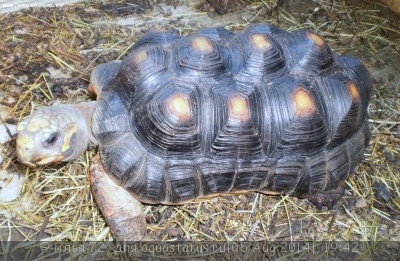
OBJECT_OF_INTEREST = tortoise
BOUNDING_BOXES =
[16,24,372,241]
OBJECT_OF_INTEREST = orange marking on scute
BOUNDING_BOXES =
[132,49,148,64]
[192,37,213,53]
[307,32,325,47]
[292,87,316,116]
[250,34,271,51]
[347,82,360,101]
[166,93,192,121]
[228,95,250,121]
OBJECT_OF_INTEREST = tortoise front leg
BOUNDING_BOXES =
[89,154,146,241]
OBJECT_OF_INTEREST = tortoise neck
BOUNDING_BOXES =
[73,101,98,146]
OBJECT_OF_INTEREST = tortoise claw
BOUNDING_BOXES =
[315,198,323,210]
[307,187,345,210]
[327,198,335,210]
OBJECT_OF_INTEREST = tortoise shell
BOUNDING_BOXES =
[92,24,371,205]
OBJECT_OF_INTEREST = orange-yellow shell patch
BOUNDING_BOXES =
[292,87,316,116]
[347,82,360,101]
[166,93,192,121]
[250,34,271,51]
[192,37,213,53]
[306,32,325,47]
[132,49,148,64]
[228,95,250,121]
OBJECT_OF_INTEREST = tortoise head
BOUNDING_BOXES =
[16,104,92,166]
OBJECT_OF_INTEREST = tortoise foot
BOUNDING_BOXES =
[90,154,146,241]
[307,187,345,210]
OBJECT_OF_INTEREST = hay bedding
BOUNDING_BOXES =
[0,0,399,259]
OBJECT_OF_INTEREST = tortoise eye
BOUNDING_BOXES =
[45,132,60,146]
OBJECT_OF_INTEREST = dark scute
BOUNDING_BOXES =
[209,83,263,159]
[282,30,338,77]
[269,157,309,194]
[197,27,235,40]
[132,30,181,50]
[338,55,372,119]
[242,23,287,35]
[257,77,328,157]
[166,161,200,203]
[234,159,275,191]
[307,154,328,194]
[132,82,201,157]
[233,30,287,83]
[92,89,131,141]
[172,36,228,80]
[91,61,122,95]
[311,76,361,146]
[98,132,147,188]
[273,114,328,157]
[197,158,236,194]
[327,141,350,186]
[348,120,369,171]
[120,45,170,91]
